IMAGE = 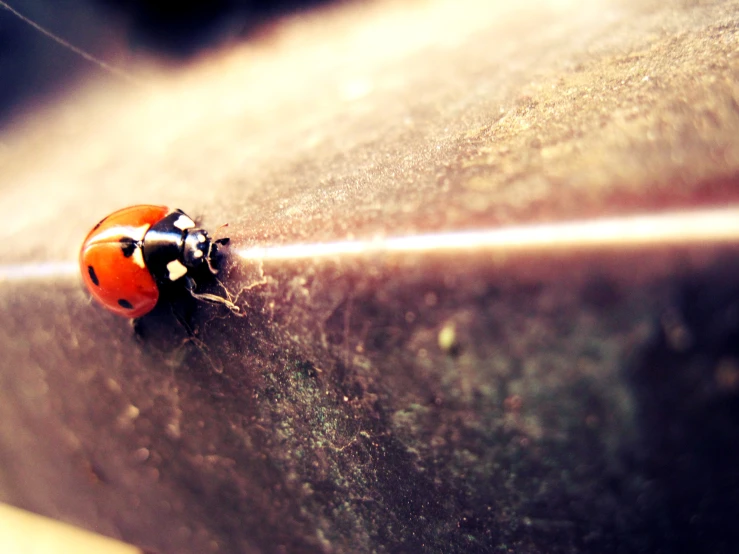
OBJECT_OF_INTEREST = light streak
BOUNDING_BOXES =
[1,207,738,282]
[0,262,78,282]
[237,207,739,262]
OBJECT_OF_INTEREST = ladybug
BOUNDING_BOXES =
[80,205,231,317]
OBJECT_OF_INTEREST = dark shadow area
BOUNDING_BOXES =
[95,0,334,54]
[625,257,739,553]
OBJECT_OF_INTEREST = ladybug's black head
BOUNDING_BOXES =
[183,229,212,268]
[143,210,228,283]
[183,228,229,275]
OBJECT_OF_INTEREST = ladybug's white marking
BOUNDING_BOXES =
[132,246,146,268]
[198,234,206,243]
[173,215,196,231]
[89,223,150,243]
[166,259,188,281]
[193,250,203,258]
[128,224,150,241]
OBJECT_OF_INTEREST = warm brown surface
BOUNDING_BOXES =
[2,0,737,257]
[0,0,738,552]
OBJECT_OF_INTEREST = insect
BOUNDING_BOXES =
[80,205,232,318]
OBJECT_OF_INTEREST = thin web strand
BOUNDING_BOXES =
[0,0,143,85]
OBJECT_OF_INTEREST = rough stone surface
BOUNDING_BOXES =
[0,0,738,553]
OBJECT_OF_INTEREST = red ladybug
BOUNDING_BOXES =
[80,205,229,317]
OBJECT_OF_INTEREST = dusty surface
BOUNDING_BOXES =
[0,0,738,552]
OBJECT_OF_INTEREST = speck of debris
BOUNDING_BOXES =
[438,323,458,353]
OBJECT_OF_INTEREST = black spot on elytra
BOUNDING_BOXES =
[118,299,134,310]
[87,265,100,286]
[119,237,137,258]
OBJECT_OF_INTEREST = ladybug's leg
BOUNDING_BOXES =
[184,276,242,315]
[169,302,224,374]
[130,317,145,339]
[170,301,196,337]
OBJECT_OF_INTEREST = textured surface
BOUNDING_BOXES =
[0,0,738,552]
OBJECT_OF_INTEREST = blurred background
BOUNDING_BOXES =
[0,0,334,122]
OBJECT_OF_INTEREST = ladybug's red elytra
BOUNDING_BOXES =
[80,205,230,317]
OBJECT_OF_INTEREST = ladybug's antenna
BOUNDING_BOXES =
[0,0,143,86]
